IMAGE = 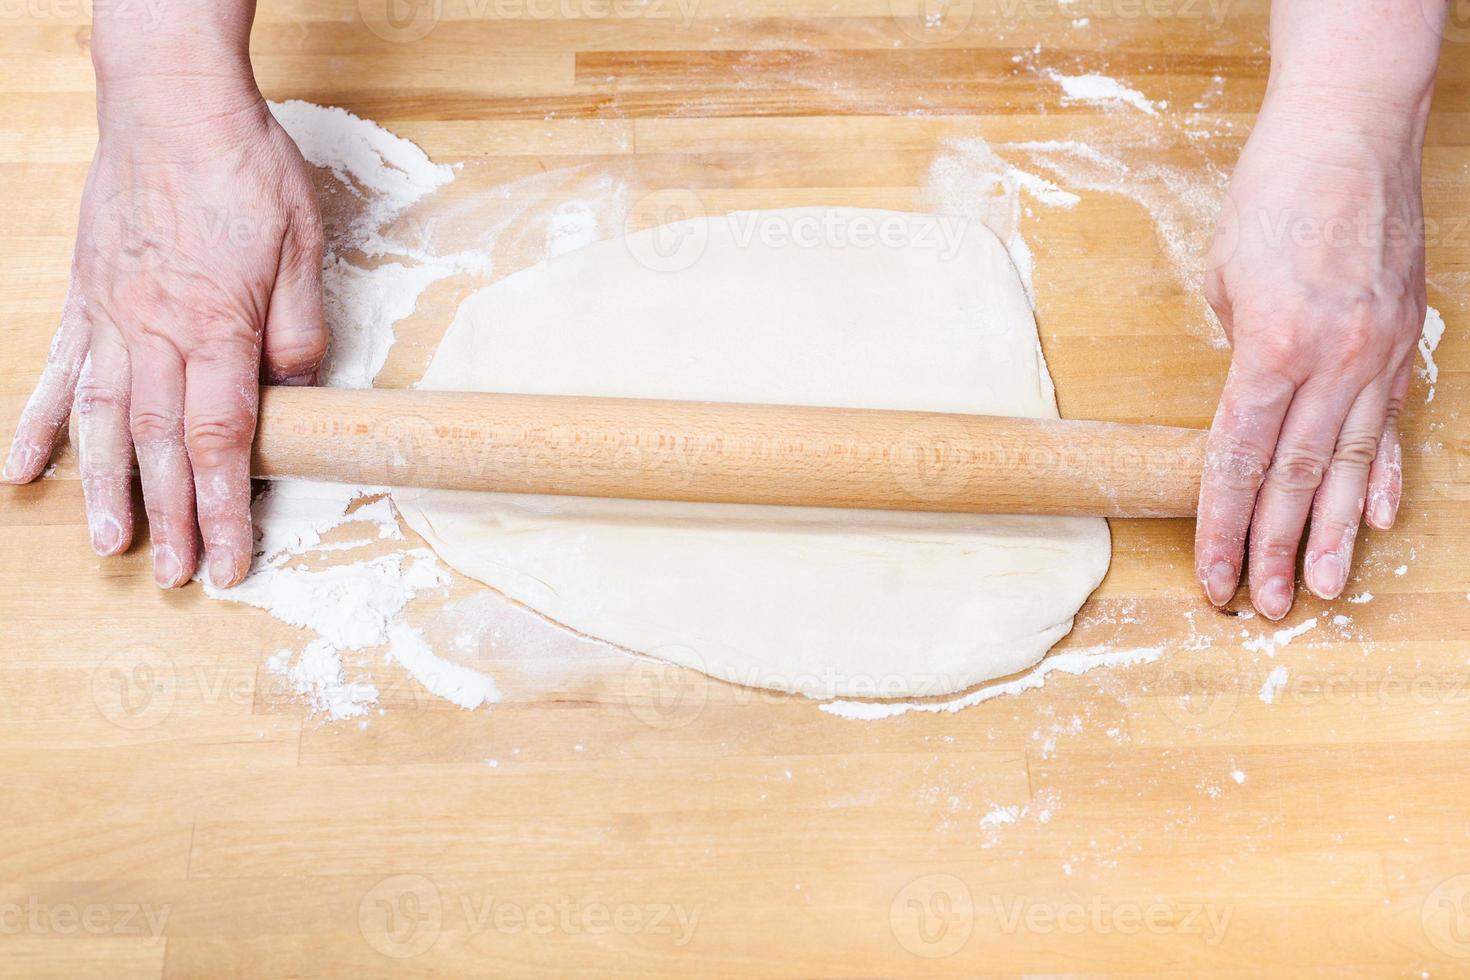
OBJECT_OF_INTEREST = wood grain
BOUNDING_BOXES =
[1,0,1468,976]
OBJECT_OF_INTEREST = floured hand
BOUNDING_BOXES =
[2,87,326,588]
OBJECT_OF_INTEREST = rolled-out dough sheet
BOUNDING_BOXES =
[395,207,1110,700]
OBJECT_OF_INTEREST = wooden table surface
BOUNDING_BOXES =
[3,0,1469,976]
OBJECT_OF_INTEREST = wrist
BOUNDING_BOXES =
[1251,80,1431,172]
[1262,77,1433,145]
[1262,1,1440,152]
[91,2,261,129]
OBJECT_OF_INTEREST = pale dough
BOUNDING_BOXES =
[395,207,1111,699]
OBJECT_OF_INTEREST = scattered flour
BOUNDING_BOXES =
[980,804,1020,827]
[920,135,1080,310]
[821,645,1164,720]
[269,100,454,245]
[544,198,605,258]
[1241,617,1318,658]
[318,260,461,389]
[1044,71,1160,115]
[1003,137,1230,345]
[1258,665,1289,705]
[1419,306,1446,403]
[209,482,474,720]
[1347,592,1374,604]
[386,622,502,710]
[268,640,378,721]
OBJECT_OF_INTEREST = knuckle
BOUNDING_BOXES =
[1382,396,1404,432]
[267,330,328,377]
[130,408,181,446]
[74,376,126,418]
[141,494,193,530]
[194,312,259,349]
[1265,449,1329,495]
[1251,535,1300,567]
[1252,329,1306,370]
[1310,511,1360,544]
[1204,439,1269,494]
[186,413,255,467]
[1332,431,1380,471]
[1331,321,1376,362]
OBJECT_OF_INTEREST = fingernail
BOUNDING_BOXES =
[1257,576,1294,621]
[2,445,29,483]
[207,547,240,589]
[153,545,184,589]
[91,516,123,555]
[1307,553,1346,600]
[1204,561,1238,606]
[1372,498,1396,529]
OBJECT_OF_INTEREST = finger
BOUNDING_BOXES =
[1195,362,1295,608]
[185,331,260,588]
[1302,379,1389,600]
[4,287,91,483]
[129,340,198,588]
[261,214,327,386]
[1247,380,1359,620]
[1365,360,1412,530]
[74,324,135,557]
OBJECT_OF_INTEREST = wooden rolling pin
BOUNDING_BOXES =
[253,386,1209,518]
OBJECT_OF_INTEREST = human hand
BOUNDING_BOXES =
[2,82,326,589]
[1195,99,1426,619]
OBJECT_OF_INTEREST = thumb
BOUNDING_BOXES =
[263,213,328,386]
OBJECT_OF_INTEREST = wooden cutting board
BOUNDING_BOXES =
[1,1,1468,975]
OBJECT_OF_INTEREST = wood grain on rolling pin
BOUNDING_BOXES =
[254,386,1208,517]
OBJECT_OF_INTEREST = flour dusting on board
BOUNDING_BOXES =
[921,135,1079,305]
[1004,136,1231,345]
[1419,305,1446,403]
[1044,70,1161,115]
[822,645,1165,720]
